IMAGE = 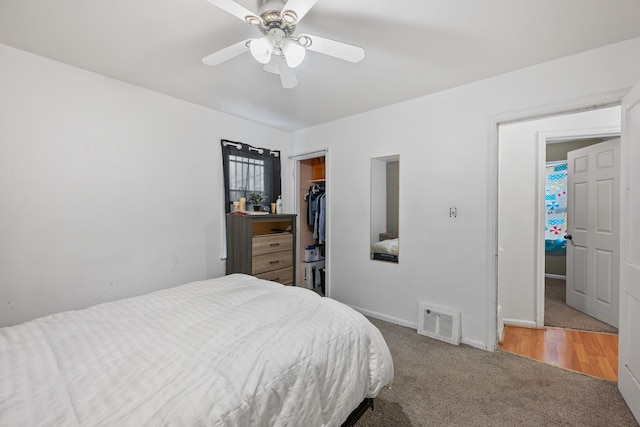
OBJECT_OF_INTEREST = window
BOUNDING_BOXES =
[221,140,281,213]
[228,154,265,203]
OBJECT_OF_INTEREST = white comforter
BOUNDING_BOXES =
[0,274,393,426]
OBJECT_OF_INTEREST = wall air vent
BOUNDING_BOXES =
[417,303,461,345]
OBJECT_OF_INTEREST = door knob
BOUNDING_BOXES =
[564,234,572,240]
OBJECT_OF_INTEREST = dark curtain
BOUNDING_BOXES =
[221,139,281,213]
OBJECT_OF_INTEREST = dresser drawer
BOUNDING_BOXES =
[252,233,293,256]
[252,251,293,275]
[255,266,294,285]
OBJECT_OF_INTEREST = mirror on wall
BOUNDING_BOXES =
[370,155,399,263]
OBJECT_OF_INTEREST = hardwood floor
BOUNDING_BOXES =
[499,325,618,382]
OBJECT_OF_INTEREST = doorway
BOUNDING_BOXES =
[497,105,622,382]
[494,86,640,423]
[542,136,620,333]
[291,150,328,292]
[497,105,621,330]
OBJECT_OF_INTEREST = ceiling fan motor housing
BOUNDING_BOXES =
[257,0,297,34]
[258,0,286,15]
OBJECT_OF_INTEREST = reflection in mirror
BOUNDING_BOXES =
[370,155,399,263]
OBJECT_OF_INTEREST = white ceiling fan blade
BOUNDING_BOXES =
[282,0,318,23]
[202,39,252,66]
[279,62,298,89]
[206,0,262,25]
[301,34,365,63]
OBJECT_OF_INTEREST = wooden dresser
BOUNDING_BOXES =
[225,213,296,285]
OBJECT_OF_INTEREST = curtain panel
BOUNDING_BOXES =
[544,162,568,254]
[221,139,281,213]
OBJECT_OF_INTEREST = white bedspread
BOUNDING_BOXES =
[0,274,393,426]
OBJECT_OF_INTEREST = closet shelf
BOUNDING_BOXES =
[309,178,326,183]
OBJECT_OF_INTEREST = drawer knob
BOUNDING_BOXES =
[269,260,280,265]
[270,243,280,247]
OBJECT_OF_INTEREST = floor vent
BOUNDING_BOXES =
[417,303,461,345]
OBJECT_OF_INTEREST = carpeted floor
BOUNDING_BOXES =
[544,277,618,334]
[357,318,637,427]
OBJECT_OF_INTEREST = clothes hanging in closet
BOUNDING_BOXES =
[305,185,325,244]
[317,192,326,244]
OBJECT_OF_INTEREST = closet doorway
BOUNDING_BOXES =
[291,150,328,293]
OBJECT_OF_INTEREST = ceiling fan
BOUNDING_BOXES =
[202,0,365,88]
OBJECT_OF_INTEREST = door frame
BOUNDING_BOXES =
[489,88,629,350]
[289,149,329,290]
[534,128,620,327]
[618,81,640,421]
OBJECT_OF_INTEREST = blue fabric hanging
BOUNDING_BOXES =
[544,162,567,254]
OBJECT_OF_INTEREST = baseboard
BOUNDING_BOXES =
[461,337,488,350]
[497,305,505,343]
[545,273,566,280]
[349,305,417,329]
[503,318,537,328]
[348,304,489,350]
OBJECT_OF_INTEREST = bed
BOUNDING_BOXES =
[0,274,393,426]
[371,233,398,263]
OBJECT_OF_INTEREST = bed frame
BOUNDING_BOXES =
[341,398,374,426]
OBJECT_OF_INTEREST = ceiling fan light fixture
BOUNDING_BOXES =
[281,10,298,25]
[245,15,262,26]
[263,56,281,75]
[297,34,312,49]
[249,36,274,64]
[282,39,305,68]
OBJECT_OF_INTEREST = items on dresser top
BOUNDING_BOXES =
[226,213,296,285]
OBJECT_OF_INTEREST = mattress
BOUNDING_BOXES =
[0,274,394,426]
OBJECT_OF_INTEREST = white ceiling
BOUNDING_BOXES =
[2,0,640,131]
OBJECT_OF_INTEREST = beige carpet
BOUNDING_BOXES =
[357,318,637,427]
[545,277,618,334]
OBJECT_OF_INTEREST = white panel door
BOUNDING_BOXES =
[619,82,640,423]
[566,138,620,327]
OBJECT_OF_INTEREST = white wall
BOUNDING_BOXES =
[498,107,621,327]
[0,44,291,327]
[291,37,640,349]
